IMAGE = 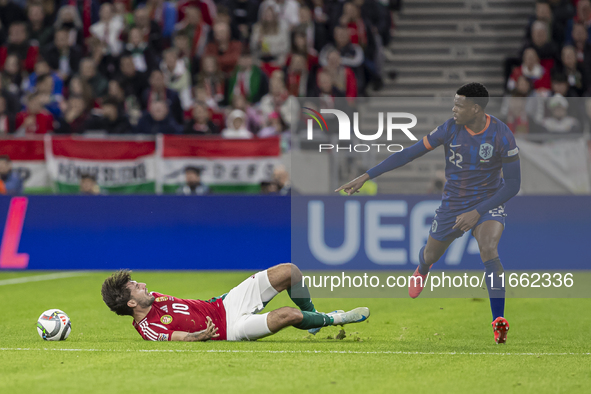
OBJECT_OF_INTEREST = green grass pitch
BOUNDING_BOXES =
[1,271,590,393]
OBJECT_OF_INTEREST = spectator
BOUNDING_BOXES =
[173,33,197,77]
[504,95,531,135]
[273,164,292,195]
[0,22,39,73]
[184,101,219,135]
[135,100,181,134]
[24,58,64,98]
[541,95,582,134]
[258,111,284,137]
[53,5,84,47]
[260,70,299,127]
[177,0,216,26]
[250,3,290,74]
[89,3,125,56]
[0,155,23,195]
[314,69,345,103]
[145,0,177,40]
[177,166,210,195]
[525,1,565,45]
[195,56,226,107]
[227,48,268,104]
[66,75,94,108]
[83,98,131,134]
[284,52,314,97]
[55,95,89,134]
[177,6,210,59]
[161,48,193,110]
[297,5,328,54]
[132,6,163,52]
[0,97,15,134]
[216,5,244,42]
[36,74,63,119]
[1,55,24,97]
[565,0,591,45]
[550,71,578,97]
[118,55,149,100]
[229,0,259,41]
[79,174,101,195]
[259,0,299,29]
[230,93,262,132]
[221,109,253,138]
[554,46,587,96]
[43,28,83,81]
[15,92,54,135]
[338,2,376,66]
[141,69,184,125]
[65,0,100,39]
[260,180,278,194]
[523,20,560,66]
[205,21,243,75]
[108,79,142,126]
[79,57,108,98]
[0,76,21,115]
[288,28,319,70]
[320,26,364,87]
[0,0,27,30]
[571,22,591,65]
[123,27,158,74]
[508,48,551,92]
[86,35,118,80]
[548,0,575,31]
[320,49,358,98]
[27,3,54,48]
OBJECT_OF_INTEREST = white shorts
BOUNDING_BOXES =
[223,270,277,341]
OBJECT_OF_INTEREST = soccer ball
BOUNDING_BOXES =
[37,309,71,341]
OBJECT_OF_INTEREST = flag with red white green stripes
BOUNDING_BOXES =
[45,137,157,194]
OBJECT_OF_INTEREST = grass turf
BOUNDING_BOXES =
[1,271,590,393]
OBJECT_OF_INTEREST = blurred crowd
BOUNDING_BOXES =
[0,0,393,138]
[503,0,591,137]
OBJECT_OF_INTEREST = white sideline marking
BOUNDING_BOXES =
[0,271,90,286]
[0,348,589,356]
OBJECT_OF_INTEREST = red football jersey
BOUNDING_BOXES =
[132,292,227,341]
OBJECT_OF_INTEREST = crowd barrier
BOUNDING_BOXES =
[0,195,588,271]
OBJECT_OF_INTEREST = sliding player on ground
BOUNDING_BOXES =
[336,83,520,344]
[101,263,369,341]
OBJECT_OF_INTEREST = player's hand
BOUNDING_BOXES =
[453,210,481,232]
[197,316,219,341]
[335,173,370,195]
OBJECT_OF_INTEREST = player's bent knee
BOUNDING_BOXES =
[281,307,303,325]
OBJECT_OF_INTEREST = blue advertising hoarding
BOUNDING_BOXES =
[0,195,588,270]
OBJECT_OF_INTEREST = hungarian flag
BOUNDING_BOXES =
[0,137,49,193]
[161,136,281,193]
[45,136,157,193]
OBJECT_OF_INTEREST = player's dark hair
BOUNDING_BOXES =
[0,155,11,162]
[101,270,134,316]
[456,82,489,110]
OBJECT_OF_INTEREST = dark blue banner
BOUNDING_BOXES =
[292,196,590,270]
[0,196,290,270]
[0,195,588,270]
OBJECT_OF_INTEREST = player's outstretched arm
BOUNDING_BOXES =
[171,316,220,342]
[335,139,430,195]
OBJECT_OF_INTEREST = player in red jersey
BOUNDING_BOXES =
[101,263,370,341]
